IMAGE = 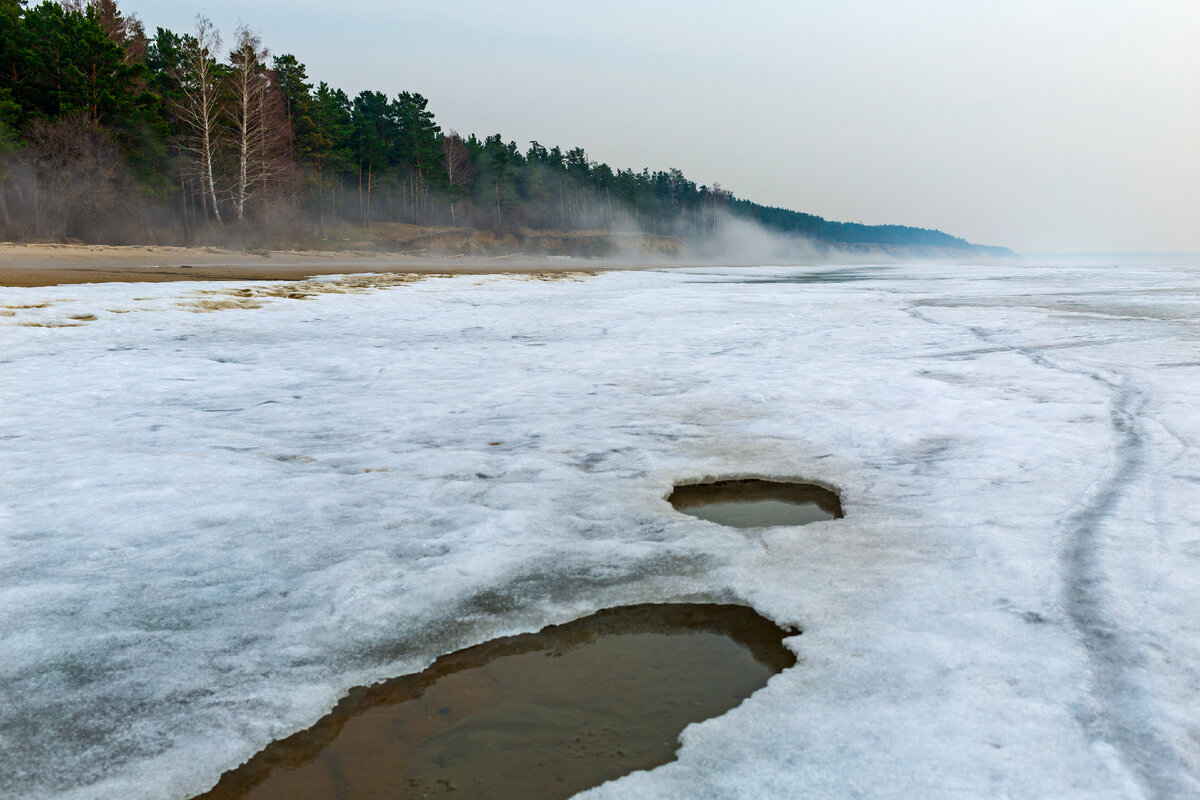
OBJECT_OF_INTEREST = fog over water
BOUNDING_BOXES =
[130,0,1200,253]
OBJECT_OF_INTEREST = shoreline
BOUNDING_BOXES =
[0,242,1030,288]
[0,243,626,287]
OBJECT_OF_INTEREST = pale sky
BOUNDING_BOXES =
[133,0,1200,252]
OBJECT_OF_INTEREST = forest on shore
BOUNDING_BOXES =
[0,0,1000,253]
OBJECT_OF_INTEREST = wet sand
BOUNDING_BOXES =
[194,604,796,800]
[0,244,615,287]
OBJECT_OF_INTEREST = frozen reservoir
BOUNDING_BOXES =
[2,260,1199,799]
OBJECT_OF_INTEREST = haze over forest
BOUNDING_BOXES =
[0,0,1006,256]
[130,0,1200,254]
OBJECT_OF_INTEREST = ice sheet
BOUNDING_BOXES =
[1,262,1198,798]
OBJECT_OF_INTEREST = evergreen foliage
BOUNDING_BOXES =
[0,1,992,251]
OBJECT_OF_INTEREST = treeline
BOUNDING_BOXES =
[0,0,981,250]
[729,199,974,248]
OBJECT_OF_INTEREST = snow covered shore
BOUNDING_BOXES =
[2,261,1198,798]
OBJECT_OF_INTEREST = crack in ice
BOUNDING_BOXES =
[909,304,1191,798]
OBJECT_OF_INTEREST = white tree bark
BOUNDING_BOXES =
[227,26,288,222]
[177,16,222,223]
[441,131,473,228]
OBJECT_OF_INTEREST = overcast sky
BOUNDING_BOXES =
[133,0,1199,253]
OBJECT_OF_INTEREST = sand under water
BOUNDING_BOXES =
[193,604,796,800]
[668,479,844,528]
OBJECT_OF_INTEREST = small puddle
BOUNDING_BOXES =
[669,479,843,528]
[195,604,796,800]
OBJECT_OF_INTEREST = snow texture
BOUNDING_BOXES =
[1,261,1199,799]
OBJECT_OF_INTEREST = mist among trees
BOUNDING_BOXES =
[0,0,984,251]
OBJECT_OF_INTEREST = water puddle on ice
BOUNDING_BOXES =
[195,603,796,800]
[669,479,843,528]
[733,267,888,284]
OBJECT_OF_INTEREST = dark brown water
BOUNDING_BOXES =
[195,604,796,800]
[669,479,844,528]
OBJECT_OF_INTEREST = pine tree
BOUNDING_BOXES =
[392,91,440,223]
[305,82,353,232]
[271,53,311,139]
[350,90,393,225]
[15,1,140,126]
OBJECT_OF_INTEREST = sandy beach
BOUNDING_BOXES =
[0,243,612,287]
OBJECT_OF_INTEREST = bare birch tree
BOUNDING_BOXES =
[226,26,290,222]
[176,16,222,222]
[441,131,473,227]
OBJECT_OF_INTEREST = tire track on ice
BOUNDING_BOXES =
[908,306,1192,798]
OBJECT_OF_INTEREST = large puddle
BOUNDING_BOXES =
[195,604,796,800]
[669,479,843,528]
